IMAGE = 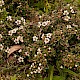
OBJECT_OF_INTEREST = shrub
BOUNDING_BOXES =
[0,0,80,80]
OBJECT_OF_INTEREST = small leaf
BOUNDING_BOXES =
[38,77,43,80]
[48,65,54,80]
[44,77,49,80]
[63,69,80,78]
[50,66,54,80]
[11,75,16,80]
[7,45,22,57]
[65,0,71,2]
[53,76,65,80]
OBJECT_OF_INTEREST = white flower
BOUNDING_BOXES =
[60,65,63,69]
[71,9,75,13]
[8,28,18,36]
[75,64,78,67]
[0,20,3,23]
[17,36,20,40]
[44,54,47,56]
[25,52,29,56]
[66,25,72,29]
[14,38,19,44]
[46,20,50,25]
[38,71,41,73]
[0,34,2,39]
[33,71,37,73]
[23,19,26,25]
[32,63,35,66]
[19,25,24,30]
[19,36,24,42]
[70,6,73,10]
[34,54,37,57]
[37,51,42,55]
[37,48,41,52]
[45,59,47,61]
[37,48,42,54]
[39,63,41,66]
[33,36,38,41]
[30,65,32,68]
[18,57,24,62]
[38,67,41,70]
[67,4,70,6]
[20,36,23,42]
[8,30,13,36]
[12,28,18,33]
[27,74,29,77]
[37,67,42,73]
[64,16,70,21]
[30,71,33,74]
[41,33,45,39]
[48,47,51,50]
[15,20,21,25]
[5,47,10,53]
[36,70,38,73]
[30,63,35,68]
[72,23,78,27]
[0,44,3,50]
[21,17,24,21]
[63,10,69,16]
[7,16,12,21]
[42,21,48,26]
[46,33,52,38]
[18,49,22,53]
[0,0,4,7]
[44,38,50,44]
[38,22,42,28]
[17,36,23,42]
[39,15,42,18]
[21,17,26,25]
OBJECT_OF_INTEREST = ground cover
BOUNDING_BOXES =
[0,0,80,80]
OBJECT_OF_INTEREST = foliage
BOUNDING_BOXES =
[0,0,80,80]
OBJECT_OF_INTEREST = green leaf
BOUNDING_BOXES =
[49,65,54,80]
[65,0,71,2]
[11,75,16,80]
[35,1,44,9]
[63,69,80,78]
[38,77,43,80]
[44,77,49,80]
[44,0,51,13]
[78,0,80,2]
[53,76,65,80]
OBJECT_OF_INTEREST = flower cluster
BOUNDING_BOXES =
[26,48,47,78]
[0,0,4,7]
[8,28,18,36]
[62,53,80,69]
[41,33,52,44]
[14,36,23,44]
